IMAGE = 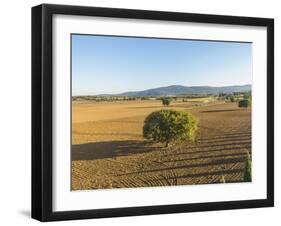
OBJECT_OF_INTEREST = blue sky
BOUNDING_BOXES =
[72,34,252,96]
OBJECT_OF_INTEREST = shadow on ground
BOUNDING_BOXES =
[18,210,30,218]
[72,140,159,161]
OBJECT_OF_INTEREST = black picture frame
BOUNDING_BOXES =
[32,4,274,222]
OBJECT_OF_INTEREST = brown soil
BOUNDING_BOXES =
[71,100,251,190]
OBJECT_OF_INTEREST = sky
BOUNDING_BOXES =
[72,34,252,96]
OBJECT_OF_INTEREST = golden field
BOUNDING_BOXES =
[72,99,251,190]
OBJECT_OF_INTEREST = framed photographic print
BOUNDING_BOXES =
[32,4,274,221]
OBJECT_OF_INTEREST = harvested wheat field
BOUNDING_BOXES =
[71,100,251,190]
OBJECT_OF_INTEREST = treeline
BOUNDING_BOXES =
[218,91,251,102]
[72,91,251,103]
[73,96,145,102]
[73,94,214,102]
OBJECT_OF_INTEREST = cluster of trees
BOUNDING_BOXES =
[218,92,251,108]
[219,91,249,99]
[220,91,251,102]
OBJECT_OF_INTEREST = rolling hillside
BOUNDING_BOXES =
[114,84,251,97]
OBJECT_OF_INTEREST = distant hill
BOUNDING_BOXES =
[112,84,251,97]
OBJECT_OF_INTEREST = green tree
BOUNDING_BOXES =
[143,109,198,147]
[238,99,250,108]
[162,98,172,106]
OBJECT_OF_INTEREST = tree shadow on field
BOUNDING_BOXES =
[72,140,159,161]
[119,156,246,176]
